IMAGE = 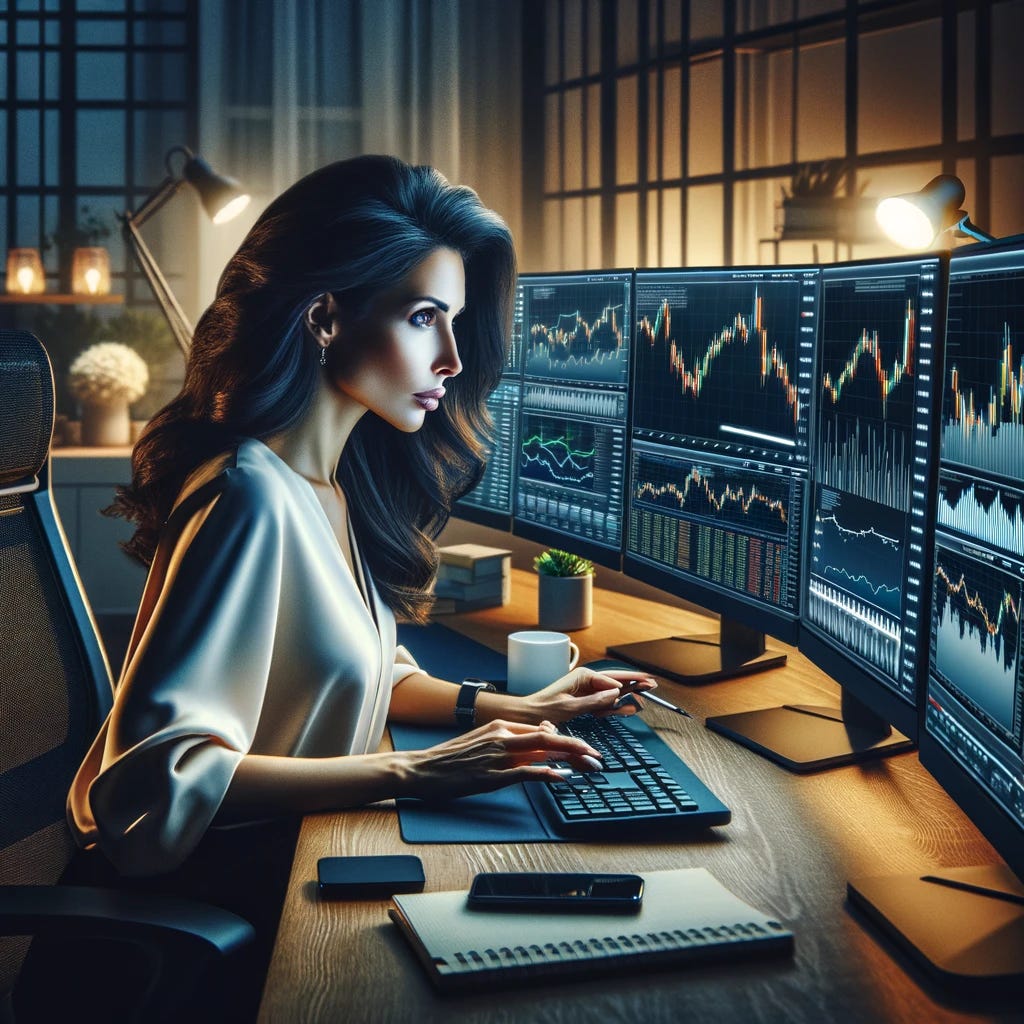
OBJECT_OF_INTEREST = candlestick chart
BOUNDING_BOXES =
[523,282,630,384]
[932,544,1021,737]
[632,278,807,449]
[815,282,919,511]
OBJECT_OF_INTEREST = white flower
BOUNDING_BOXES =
[68,342,149,404]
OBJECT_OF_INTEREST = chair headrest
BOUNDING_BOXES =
[0,330,55,491]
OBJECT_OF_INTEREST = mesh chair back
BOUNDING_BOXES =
[0,331,113,999]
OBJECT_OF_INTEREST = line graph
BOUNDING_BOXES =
[518,415,596,489]
[522,280,631,385]
[932,545,1021,735]
[632,278,805,448]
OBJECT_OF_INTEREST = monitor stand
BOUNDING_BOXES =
[606,617,787,685]
[705,687,913,773]
[847,865,1024,989]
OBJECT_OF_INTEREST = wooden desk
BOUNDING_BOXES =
[259,570,1015,1023]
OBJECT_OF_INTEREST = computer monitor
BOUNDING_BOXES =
[847,238,1024,988]
[511,270,633,569]
[706,255,947,771]
[613,264,819,682]
[452,282,523,530]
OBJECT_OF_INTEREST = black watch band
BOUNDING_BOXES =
[455,678,496,726]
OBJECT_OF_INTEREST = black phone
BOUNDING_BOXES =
[467,872,644,912]
[317,855,425,899]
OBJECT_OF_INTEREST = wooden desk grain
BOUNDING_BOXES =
[259,570,1018,1023]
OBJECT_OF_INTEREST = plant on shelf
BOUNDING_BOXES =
[534,548,595,631]
[68,342,149,447]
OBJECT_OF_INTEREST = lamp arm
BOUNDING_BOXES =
[121,213,195,359]
[128,175,187,231]
[953,213,997,244]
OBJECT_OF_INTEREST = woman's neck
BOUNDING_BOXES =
[266,375,366,487]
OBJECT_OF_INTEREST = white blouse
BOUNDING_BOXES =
[67,438,422,876]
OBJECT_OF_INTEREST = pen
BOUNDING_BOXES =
[632,689,692,718]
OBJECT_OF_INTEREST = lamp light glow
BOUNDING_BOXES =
[71,247,112,296]
[876,174,995,250]
[6,248,45,295]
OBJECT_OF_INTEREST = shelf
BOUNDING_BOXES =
[0,293,124,305]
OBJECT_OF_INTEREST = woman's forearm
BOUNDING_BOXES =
[216,748,413,823]
[387,670,536,725]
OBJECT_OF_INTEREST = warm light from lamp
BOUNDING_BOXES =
[181,152,251,225]
[211,192,251,225]
[875,174,975,250]
[71,247,112,296]
[6,248,45,294]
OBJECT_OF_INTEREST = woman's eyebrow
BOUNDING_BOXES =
[408,294,449,312]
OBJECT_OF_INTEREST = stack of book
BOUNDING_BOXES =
[432,543,512,614]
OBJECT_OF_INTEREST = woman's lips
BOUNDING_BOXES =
[414,387,445,411]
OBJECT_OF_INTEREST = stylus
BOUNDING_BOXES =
[617,691,692,718]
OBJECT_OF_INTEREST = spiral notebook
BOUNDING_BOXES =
[389,868,793,992]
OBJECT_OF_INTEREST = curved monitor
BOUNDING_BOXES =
[510,270,634,570]
[615,264,819,681]
[848,238,1024,988]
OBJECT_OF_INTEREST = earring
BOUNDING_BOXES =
[320,346,327,367]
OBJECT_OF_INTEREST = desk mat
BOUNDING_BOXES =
[391,623,557,843]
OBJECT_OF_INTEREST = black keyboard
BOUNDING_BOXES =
[523,712,731,839]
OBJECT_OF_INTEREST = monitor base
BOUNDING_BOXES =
[607,620,787,685]
[847,865,1024,990]
[706,702,913,773]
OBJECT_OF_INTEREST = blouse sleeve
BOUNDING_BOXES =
[68,468,285,876]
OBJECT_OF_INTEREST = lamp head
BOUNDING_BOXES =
[181,153,251,225]
[875,174,968,250]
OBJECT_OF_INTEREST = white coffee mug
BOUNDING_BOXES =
[507,630,580,694]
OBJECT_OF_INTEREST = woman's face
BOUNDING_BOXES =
[331,247,466,433]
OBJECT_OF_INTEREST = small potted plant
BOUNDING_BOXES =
[534,547,595,631]
[68,342,149,446]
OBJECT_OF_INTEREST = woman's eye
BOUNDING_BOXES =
[410,308,437,328]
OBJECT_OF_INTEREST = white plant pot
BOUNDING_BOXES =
[537,574,593,631]
[80,399,131,447]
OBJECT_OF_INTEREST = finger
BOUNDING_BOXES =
[604,672,658,691]
[497,730,601,759]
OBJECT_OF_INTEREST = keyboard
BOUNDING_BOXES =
[523,711,731,839]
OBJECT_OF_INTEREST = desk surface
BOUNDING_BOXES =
[259,570,1017,1023]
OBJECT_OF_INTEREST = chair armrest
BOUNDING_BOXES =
[0,884,254,959]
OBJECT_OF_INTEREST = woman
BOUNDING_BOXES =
[68,155,652,882]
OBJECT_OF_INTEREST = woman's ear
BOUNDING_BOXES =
[304,293,342,345]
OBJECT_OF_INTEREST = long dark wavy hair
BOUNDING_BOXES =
[110,155,516,622]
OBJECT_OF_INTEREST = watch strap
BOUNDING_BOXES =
[455,678,496,726]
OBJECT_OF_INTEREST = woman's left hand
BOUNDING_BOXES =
[515,668,658,724]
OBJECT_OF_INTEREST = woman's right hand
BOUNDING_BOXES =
[396,719,603,801]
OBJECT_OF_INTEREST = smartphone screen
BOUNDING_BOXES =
[468,872,643,911]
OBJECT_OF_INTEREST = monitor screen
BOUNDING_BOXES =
[511,270,633,569]
[800,255,946,741]
[452,280,523,530]
[846,241,1024,990]
[923,239,1024,880]
[614,264,819,681]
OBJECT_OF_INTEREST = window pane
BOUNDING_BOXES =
[16,195,40,248]
[543,198,563,270]
[737,0,794,33]
[796,39,844,161]
[617,0,638,66]
[16,18,39,44]
[585,82,600,189]
[563,196,584,268]
[43,108,58,185]
[992,1,1024,135]
[17,50,40,100]
[586,194,601,267]
[0,110,6,186]
[133,109,187,185]
[565,0,583,80]
[733,176,790,266]
[17,109,39,185]
[134,51,186,102]
[77,51,126,100]
[686,184,723,266]
[991,154,1024,238]
[617,74,638,185]
[545,93,561,192]
[660,65,682,180]
[44,51,59,99]
[77,0,127,11]
[77,110,125,185]
[545,0,559,85]
[735,49,792,170]
[661,186,683,267]
[0,53,6,101]
[958,10,975,140]
[690,3,722,41]
[133,17,186,46]
[564,87,583,191]
[76,18,126,45]
[859,19,941,153]
[615,190,638,268]
[689,58,722,177]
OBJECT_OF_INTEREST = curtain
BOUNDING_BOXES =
[195,0,522,318]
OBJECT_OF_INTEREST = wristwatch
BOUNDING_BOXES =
[455,678,497,727]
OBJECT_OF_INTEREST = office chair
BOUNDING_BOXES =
[0,330,254,1023]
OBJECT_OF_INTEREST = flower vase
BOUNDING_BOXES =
[80,399,131,447]
[537,574,593,631]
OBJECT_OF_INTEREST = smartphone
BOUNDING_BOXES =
[467,872,643,912]
[317,855,425,899]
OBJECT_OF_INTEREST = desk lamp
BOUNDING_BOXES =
[122,146,250,358]
[875,174,996,250]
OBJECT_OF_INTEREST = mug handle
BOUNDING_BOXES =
[568,641,580,671]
